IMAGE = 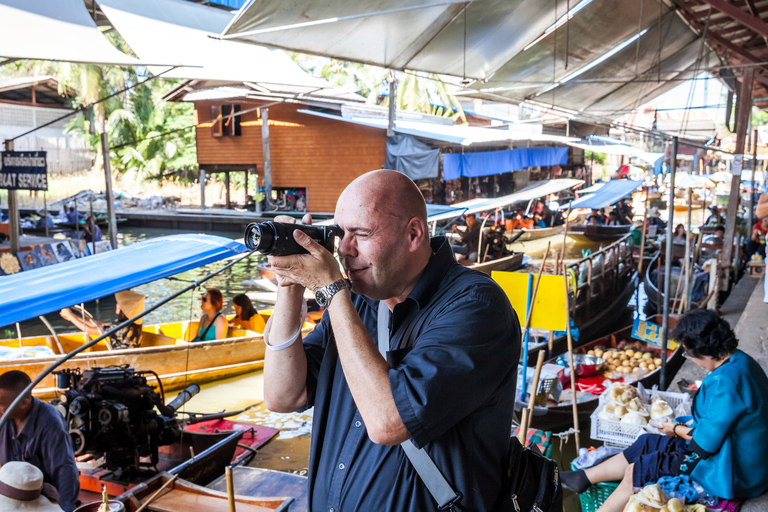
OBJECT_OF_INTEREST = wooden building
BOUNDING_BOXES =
[165,81,385,213]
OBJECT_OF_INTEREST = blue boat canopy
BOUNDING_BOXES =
[0,235,247,328]
[569,180,643,210]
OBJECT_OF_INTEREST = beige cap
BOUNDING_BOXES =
[0,462,63,511]
[115,290,145,325]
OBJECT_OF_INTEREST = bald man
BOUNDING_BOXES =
[264,170,520,511]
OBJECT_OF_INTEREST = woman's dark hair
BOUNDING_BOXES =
[206,288,224,311]
[671,309,738,360]
[674,224,685,236]
[233,293,257,320]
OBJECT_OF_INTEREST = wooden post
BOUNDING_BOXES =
[244,169,249,205]
[261,108,273,210]
[680,188,693,312]
[524,350,546,435]
[518,408,529,445]
[559,205,572,274]
[100,132,118,249]
[723,68,754,279]
[200,169,206,209]
[563,272,580,450]
[226,466,236,512]
[748,129,758,236]
[638,190,649,276]
[225,171,231,209]
[660,136,678,391]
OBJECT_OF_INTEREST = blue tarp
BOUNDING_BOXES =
[569,179,643,209]
[0,234,246,327]
[443,147,569,180]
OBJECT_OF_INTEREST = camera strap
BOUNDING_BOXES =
[377,301,462,511]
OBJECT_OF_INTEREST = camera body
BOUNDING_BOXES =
[244,221,343,256]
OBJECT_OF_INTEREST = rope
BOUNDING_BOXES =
[553,427,581,453]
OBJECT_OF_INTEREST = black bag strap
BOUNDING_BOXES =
[198,311,220,340]
[378,301,462,511]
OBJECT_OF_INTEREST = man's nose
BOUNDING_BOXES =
[338,235,356,258]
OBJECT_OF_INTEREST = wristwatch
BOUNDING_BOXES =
[315,279,351,308]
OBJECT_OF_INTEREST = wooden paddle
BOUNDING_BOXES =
[523,350,546,437]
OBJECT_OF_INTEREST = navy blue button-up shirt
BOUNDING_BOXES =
[0,398,80,512]
[302,236,520,511]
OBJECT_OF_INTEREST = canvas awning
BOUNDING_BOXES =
[221,0,708,119]
[297,109,579,146]
[440,178,584,218]
[97,0,359,101]
[568,179,642,209]
[0,0,171,66]
[0,235,246,327]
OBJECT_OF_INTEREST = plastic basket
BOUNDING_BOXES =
[590,406,650,447]
[535,377,556,406]
[570,462,620,512]
[598,385,690,408]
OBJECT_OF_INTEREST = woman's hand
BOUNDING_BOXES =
[658,419,677,437]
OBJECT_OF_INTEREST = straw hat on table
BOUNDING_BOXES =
[0,461,63,511]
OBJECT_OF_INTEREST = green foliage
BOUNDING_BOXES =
[585,151,607,165]
[1,55,196,180]
[289,53,466,123]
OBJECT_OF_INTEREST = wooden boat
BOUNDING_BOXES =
[1,315,315,400]
[567,224,631,242]
[112,471,295,511]
[525,235,639,363]
[673,198,706,211]
[470,250,525,274]
[507,224,564,241]
[523,315,684,432]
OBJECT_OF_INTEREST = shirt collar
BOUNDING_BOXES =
[358,236,456,310]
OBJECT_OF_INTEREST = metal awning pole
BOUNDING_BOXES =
[261,108,273,210]
[387,74,396,137]
[660,136,678,391]
[748,129,758,236]
[100,132,118,249]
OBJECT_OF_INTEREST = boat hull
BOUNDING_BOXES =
[509,225,564,241]
[567,224,631,242]
[471,252,525,274]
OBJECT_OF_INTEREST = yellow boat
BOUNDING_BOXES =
[0,313,315,399]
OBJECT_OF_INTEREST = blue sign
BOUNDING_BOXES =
[0,151,48,191]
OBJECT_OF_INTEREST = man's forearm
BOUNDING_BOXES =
[263,286,309,412]
[327,293,408,445]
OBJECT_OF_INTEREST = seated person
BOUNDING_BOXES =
[532,212,546,228]
[673,224,686,245]
[60,290,145,349]
[628,221,643,246]
[704,206,724,227]
[0,371,79,512]
[65,206,79,225]
[451,214,481,263]
[230,294,266,333]
[519,215,534,230]
[83,215,101,244]
[747,216,768,259]
[192,288,228,342]
[561,310,768,510]
[616,199,633,224]
[534,199,553,225]
[605,211,622,226]
[703,225,725,245]
[587,209,605,225]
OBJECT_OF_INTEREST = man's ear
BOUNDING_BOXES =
[407,217,427,251]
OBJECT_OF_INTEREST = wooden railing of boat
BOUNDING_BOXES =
[565,234,636,328]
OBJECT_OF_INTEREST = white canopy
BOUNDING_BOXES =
[0,0,164,66]
[98,0,358,100]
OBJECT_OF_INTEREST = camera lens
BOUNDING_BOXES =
[245,223,275,253]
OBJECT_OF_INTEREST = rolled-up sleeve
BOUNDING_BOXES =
[389,284,520,448]
[692,374,746,456]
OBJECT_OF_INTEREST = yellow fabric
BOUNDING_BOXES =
[231,314,266,334]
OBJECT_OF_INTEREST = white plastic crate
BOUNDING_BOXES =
[591,389,691,447]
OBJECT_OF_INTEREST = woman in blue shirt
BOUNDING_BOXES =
[561,309,768,511]
[192,288,228,342]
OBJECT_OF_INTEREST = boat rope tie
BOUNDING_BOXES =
[553,428,581,452]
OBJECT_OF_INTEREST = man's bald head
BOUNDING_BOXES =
[337,170,427,227]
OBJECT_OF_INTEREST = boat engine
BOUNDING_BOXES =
[51,366,199,480]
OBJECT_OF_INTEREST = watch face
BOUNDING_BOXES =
[315,289,328,307]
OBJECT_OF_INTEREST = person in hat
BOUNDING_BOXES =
[646,207,666,228]
[628,221,644,246]
[0,461,64,511]
[0,372,78,511]
[60,290,145,349]
[704,206,724,227]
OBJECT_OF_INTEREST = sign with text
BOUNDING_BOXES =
[631,318,678,349]
[0,151,48,191]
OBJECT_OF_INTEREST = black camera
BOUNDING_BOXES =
[244,221,343,256]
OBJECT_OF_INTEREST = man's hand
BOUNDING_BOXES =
[269,228,344,291]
